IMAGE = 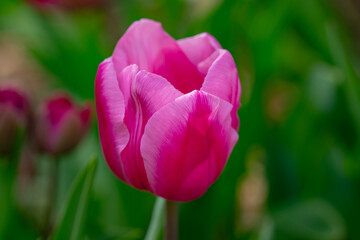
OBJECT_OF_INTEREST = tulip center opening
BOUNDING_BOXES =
[152,49,205,94]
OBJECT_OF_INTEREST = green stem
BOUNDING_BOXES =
[43,158,59,239]
[165,200,178,240]
[144,197,166,240]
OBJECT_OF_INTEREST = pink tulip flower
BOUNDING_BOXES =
[35,92,92,156]
[0,87,30,155]
[95,19,241,201]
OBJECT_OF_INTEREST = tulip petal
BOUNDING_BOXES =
[120,69,183,189]
[44,95,73,126]
[49,112,83,154]
[141,90,238,201]
[40,94,74,153]
[0,88,29,117]
[201,50,241,130]
[177,33,221,67]
[112,19,204,94]
[117,64,139,108]
[95,58,129,182]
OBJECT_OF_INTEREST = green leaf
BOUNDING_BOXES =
[325,23,360,137]
[273,199,345,240]
[51,157,97,240]
[144,197,165,240]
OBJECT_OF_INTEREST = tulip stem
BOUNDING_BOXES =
[165,200,178,240]
[43,158,59,239]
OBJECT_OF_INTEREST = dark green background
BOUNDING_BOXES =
[0,0,359,239]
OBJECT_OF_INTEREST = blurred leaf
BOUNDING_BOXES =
[30,12,106,98]
[307,62,342,113]
[326,22,360,137]
[0,129,24,237]
[52,156,97,240]
[290,0,333,62]
[0,159,13,239]
[0,0,21,16]
[257,217,275,240]
[1,6,106,98]
[144,197,165,240]
[273,199,345,240]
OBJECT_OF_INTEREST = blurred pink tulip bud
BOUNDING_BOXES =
[95,19,241,201]
[0,87,30,155]
[35,92,92,156]
[27,0,107,11]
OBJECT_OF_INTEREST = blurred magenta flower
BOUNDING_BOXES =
[35,92,92,156]
[0,87,30,154]
[95,19,241,201]
[0,87,30,155]
[27,0,106,10]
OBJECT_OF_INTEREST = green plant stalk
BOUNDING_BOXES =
[43,158,59,239]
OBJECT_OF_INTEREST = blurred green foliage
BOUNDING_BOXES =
[0,0,360,239]
[52,157,97,240]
